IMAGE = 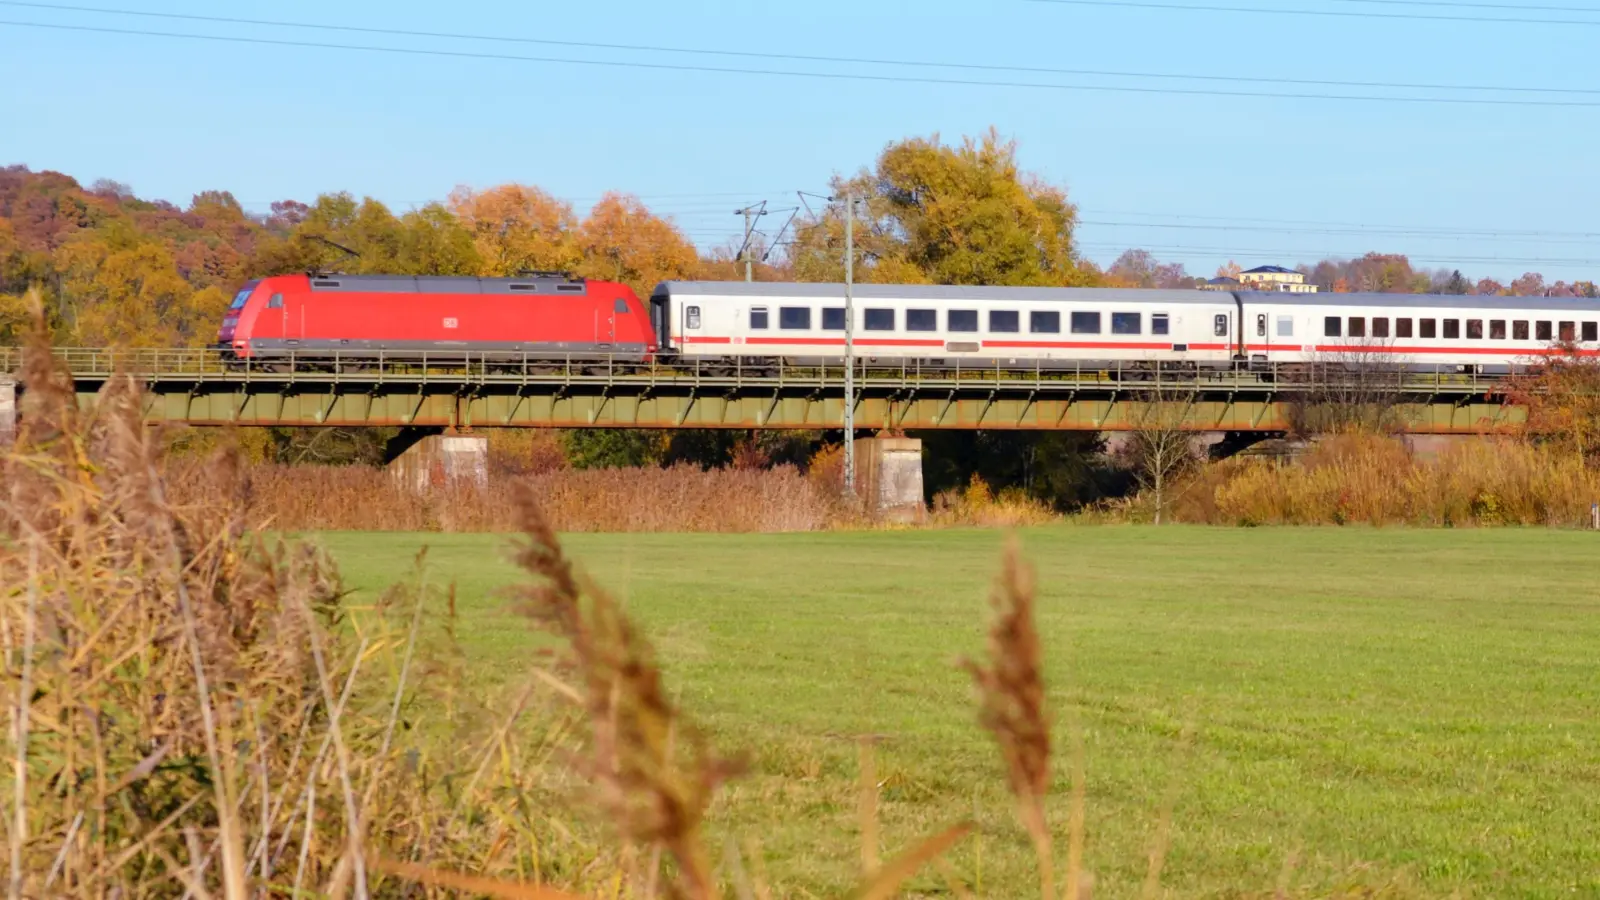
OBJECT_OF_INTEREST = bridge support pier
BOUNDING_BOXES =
[388,433,489,492]
[854,436,925,524]
[0,378,15,448]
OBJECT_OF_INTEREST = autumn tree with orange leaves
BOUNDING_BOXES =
[1501,345,1600,466]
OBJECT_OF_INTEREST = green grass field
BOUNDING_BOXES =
[317,527,1600,899]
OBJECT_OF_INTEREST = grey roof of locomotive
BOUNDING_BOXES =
[654,282,1224,305]
[1245,291,1600,312]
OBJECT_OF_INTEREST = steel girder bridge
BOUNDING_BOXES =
[0,348,1522,434]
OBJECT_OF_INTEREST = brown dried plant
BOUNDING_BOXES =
[507,483,740,899]
[962,538,1057,900]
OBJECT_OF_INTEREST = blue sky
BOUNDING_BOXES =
[3,0,1598,282]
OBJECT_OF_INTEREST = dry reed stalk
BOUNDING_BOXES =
[507,482,738,900]
[962,538,1055,900]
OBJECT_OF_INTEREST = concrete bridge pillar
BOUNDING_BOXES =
[0,378,15,448]
[854,436,925,524]
[388,433,489,492]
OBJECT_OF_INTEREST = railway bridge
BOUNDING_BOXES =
[0,348,1524,510]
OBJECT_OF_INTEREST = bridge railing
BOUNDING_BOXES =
[0,345,1525,394]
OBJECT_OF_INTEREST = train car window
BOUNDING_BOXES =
[1255,314,1267,338]
[1585,323,1598,342]
[1324,317,1341,338]
[822,308,845,331]
[1373,317,1390,339]
[614,299,630,314]
[1031,311,1061,334]
[750,307,769,330]
[1513,320,1529,340]
[1070,312,1102,334]
[1490,320,1506,340]
[864,308,896,331]
[686,306,702,330]
[1213,314,1228,337]
[1560,321,1576,342]
[1443,319,1460,339]
[1152,314,1170,335]
[1277,315,1294,337]
[1420,319,1436,338]
[779,307,811,330]
[1536,321,1552,341]
[1112,312,1141,335]
[1466,319,1483,339]
[1396,318,1413,339]
[990,310,1020,333]
[948,309,979,332]
[906,309,937,332]
[1348,317,1366,338]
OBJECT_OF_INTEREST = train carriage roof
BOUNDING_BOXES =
[653,281,1225,305]
[1244,290,1600,312]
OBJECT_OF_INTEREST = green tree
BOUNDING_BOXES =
[788,129,1093,287]
[561,429,668,469]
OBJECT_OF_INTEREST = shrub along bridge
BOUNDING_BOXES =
[0,347,1523,434]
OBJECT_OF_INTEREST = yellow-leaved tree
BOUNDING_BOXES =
[789,128,1094,287]
[575,192,699,296]
[447,184,582,276]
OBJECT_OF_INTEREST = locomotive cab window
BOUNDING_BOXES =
[1585,322,1598,342]
[779,306,811,330]
[1420,318,1436,339]
[1560,321,1576,342]
[989,310,1020,333]
[267,293,284,309]
[1112,312,1141,335]
[1031,311,1061,334]
[685,305,701,330]
[1213,314,1228,337]
[1537,321,1553,341]
[1490,320,1506,340]
[1151,313,1170,336]
[750,307,769,330]
[1070,311,1101,334]
[614,298,630,313]
[1372,317,1390,339]
[1466,319,1483,340]
[1348,317,1365,339]
[229,289,252,310]
[948,309,979,332]
[1443,319,1460,340]
[822,308,845,331]
[864,308,895,331]
[1513,320,1529,340]
[1277,315,1294,337]
[906,309,937,332]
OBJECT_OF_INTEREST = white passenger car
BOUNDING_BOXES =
[648,282,1600,372]
[650,283,1240,368]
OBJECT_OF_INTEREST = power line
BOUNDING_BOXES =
[1076,219,1600,244]
[1080,208,1600,239]
[3,0,1595,96]
[1024,0,1600,27]
[1074,241,1600,266]
[6,18,1600,107]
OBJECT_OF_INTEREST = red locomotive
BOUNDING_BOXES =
[217,273,657,360]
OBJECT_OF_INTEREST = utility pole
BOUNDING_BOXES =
[735,203,767,282]
[843,192,856,496]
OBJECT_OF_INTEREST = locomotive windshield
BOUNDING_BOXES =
[228,286,255,310]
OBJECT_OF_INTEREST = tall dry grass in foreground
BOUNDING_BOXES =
[1171,433,1600,526]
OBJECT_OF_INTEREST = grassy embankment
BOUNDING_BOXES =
[319,526,1600,899]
